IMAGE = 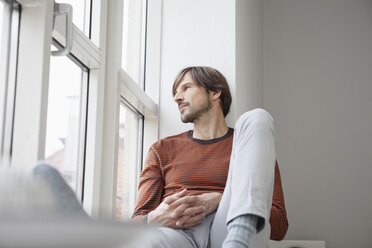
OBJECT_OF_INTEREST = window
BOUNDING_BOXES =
[121,0,148,88]
[0,0,20,166]
[5,0,161,219]
[0,0,9,163]
[44,44,89,198]
[9,1,100,210]
[53,0,101,47]
[114,0,161,221]
[116,103,143,221]
[55,0,91,36]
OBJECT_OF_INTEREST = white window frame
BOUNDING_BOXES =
[11,0,104,216]
[52,1,104,216]
[8,0,162,220]
[117,99,144,219]
[0,0,20,167]
[97,0,161,219]
[11,0,55,170]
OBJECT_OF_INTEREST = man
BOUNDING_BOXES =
[132,66,288,247]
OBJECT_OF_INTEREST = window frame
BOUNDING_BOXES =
[0,0,20,167]
[5,0,162,219]
[51,1,104,216]
[11,0,55,170]
[116,99,144,220]
[47,39,91,200]
[10,0,103,213]
[98,0,161,219]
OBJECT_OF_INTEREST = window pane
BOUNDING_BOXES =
[91,0,101,47]
[0,1,8,156]
[56,0,91,36]
[116,103,143,221]
[45,46,87,198]
[0,1,19,165]
[122,0,147,87]
[0,1,3,36]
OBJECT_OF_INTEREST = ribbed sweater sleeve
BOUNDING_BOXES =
[132,146,164,223]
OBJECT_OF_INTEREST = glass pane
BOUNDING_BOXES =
[0,0,7,160]
[56,0,91,36]
[0,1,19,165]
[0,1,3,36]
[91,0,101,47]
[45,45,87,197]
[116,103,143,221]
[122,0,147,87]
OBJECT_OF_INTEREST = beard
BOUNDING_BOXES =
[180,98,212,123]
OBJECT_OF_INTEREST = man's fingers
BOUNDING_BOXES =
[184,211,206,224]
[163,189,188,204]
[183,205,206,216]
[172,204,205,218]
[171,203,191,218]
[176,211,206,228]
[168,196,200,215]
[174,215,191,228]
[171,195,200,207]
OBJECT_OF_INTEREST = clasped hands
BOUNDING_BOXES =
[147,189,222,229]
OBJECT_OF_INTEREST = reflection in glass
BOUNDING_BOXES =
[45,46,87,197]
[116,103,143,221]
[122,0,147,87]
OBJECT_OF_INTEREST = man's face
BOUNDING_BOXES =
[173,73,212,123]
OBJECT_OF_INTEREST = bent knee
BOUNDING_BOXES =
[236,108,274,130]
[32,163,59,177]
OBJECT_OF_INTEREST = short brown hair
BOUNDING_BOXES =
[172,66,232,117]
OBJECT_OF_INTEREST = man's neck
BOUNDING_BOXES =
[192,111,228,140]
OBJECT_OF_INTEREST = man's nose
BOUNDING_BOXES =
[174,91,183,103]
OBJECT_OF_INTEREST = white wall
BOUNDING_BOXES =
[263,1,372,248]
[159,0,264,138]
[236,0,263,116]
[159,0,235,138]
[159,0,372,247]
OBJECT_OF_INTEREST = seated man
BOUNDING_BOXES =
[132,66,288,248]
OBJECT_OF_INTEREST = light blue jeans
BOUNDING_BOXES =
[32,164,89,219]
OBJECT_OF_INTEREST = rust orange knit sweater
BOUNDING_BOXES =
[132,128,288,240]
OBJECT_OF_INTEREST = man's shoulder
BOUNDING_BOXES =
[150,131,190,150]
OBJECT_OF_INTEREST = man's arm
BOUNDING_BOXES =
[132,146,215,228]
[269,161,289,240]
[131,147,164,223]
[147,189,207,228]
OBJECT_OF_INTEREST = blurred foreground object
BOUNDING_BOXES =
[0,164,159,247]
[0,219,158,248]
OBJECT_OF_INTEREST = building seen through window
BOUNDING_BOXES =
[44,46,88,197]
[116,103,143,221]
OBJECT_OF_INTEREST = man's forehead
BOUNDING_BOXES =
[176,75,196,89]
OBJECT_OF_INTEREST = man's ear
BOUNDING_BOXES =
[210,90,222,101]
